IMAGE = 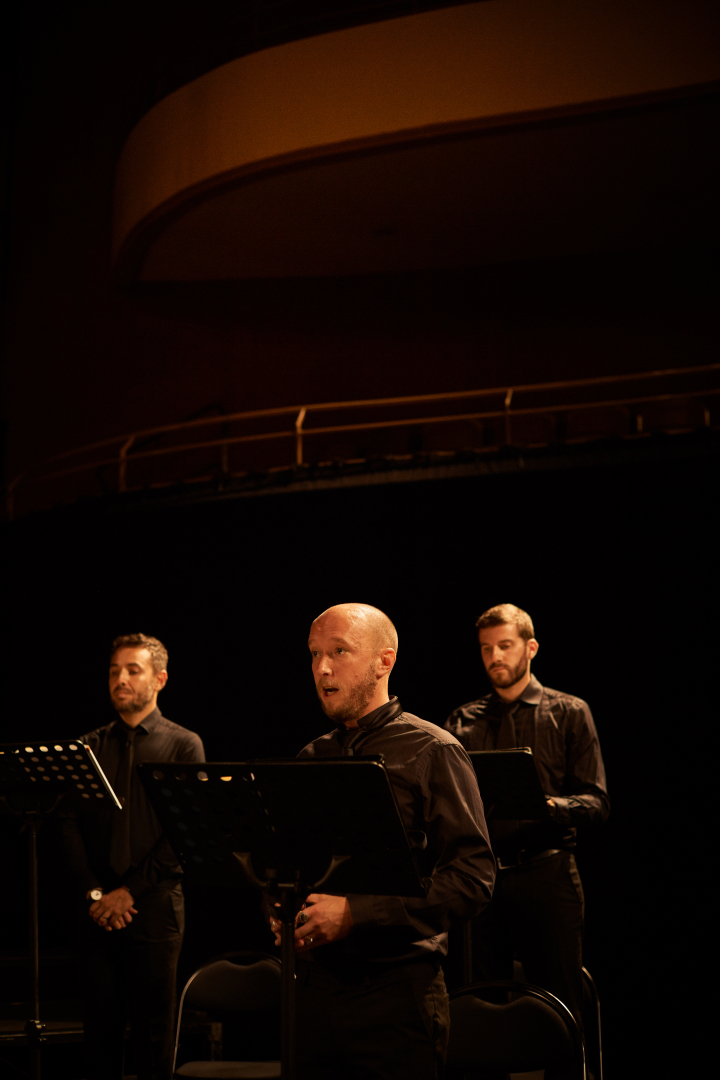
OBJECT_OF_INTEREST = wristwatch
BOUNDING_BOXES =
[88,888,103,902]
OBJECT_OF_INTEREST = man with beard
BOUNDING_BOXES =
[445,603,609,1043]
[59,634,204,1080]
[269,602,495,1080]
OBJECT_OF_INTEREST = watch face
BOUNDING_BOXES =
[90,889,103,901]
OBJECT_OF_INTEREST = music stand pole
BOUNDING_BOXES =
[278,878,298,1080]
[25,810,44,1080]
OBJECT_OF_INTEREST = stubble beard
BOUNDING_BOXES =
[111,685,155,716]
[488,653,528,690]
[317,662,378,724]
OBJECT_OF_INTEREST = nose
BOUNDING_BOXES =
[315,653,332,677]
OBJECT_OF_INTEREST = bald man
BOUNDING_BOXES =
[270,603,495,1080]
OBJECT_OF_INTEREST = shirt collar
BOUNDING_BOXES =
[333,696,402,736]
[517,674,543,705]
[487,674,543,715]
[356,696,403,730]
[114,706,161,737]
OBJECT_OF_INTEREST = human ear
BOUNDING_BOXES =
[527,639,539,660]
[378,649,396,676]
[155,670,169,691]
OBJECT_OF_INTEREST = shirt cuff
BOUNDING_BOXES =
[120,869,148,899]
[548,796,571,825]
[346,893,376,929]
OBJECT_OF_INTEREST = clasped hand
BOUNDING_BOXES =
[269,893,353,952]
[89,887,138,931]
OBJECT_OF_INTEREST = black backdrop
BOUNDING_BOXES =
[1,446,714,1076]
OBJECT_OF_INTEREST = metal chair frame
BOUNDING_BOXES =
[582,966,603,1080]
[449,979,587,1080]
[172,951,281,1078]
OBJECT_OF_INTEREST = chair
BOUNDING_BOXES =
[510,959,604,1080]
[173,952,281,1079]
[447,980,587,1080]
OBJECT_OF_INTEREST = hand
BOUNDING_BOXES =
[293,894,353,952]
[89,887,138,931]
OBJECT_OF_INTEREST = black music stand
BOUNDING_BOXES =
[138,757,426,1080]
[0,739,121,1080]
[468,748,551,821]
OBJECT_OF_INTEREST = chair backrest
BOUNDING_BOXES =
[184,958,281,1014]
[448,980,585,1079]
[173,953,281,1075]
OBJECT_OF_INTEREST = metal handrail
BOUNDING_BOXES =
[7,362,719,518]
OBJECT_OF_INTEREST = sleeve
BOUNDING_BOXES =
[347,743,496,941]
[548,700,610,829]
[121,729,206,898]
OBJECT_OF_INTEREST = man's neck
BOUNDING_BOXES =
[117,700,158,729]
[494,670,532,703]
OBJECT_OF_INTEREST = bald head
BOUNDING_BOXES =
[309,603,398,726]
[312,603,398,655]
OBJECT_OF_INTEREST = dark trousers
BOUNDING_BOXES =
[472,851,585,1027]
[79,883,185,1080]
[295,960,450,1080]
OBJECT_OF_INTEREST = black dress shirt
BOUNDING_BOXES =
[298,697,495,968]
[59,708,205,897]
[445,675,609,857]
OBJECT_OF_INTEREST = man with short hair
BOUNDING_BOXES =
[59,634,204,1080]
[270,603,495,1079]
[445,603,609,1034]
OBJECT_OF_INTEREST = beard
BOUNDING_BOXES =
[111,685,155,715]
[488,654,529,690]
[317,662,378,724]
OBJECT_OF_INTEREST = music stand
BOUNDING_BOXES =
[0,739,121,1080]
[468,748,550,820]
[139,757,426,1080]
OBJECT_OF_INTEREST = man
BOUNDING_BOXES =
[269,602,495,1080]
[59,634,205,1080]
[445,603,609,1035]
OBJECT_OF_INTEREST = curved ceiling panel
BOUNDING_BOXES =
[113,0,720,280]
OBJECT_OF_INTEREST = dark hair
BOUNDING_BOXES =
[111,634,168,674]
[475,604,535,642]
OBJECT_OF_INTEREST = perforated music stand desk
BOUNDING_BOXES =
[139,757,425,1080]
[468,748,550,820]
[0,739,121,1080]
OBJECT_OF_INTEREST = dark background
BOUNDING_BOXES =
[1,1,718,1077]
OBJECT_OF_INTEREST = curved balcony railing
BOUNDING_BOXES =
[6,362,719,519]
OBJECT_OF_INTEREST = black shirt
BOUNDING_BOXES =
[59,708,205,897]
[298,697,495,968]
[445,675,609,856]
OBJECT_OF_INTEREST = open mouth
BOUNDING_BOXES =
[321,686,339,697]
